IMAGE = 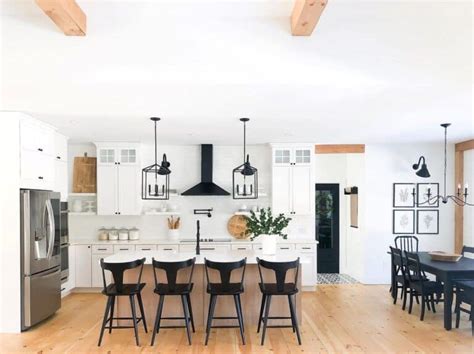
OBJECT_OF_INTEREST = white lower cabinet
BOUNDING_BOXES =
[75,245,92,287]
[296,244,317,287]
[179,244,231,254]
[92,254,112,288]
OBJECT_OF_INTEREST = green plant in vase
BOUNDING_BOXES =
[246,207,291,241]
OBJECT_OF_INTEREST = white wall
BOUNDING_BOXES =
[463,149,474,247]
[0,112,21,332]
[363,143,455,284]
[68,143,314,241]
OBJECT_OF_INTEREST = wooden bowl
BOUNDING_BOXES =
[428,251,462,262]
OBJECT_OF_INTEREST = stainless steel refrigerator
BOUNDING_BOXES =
[20,190,61,330]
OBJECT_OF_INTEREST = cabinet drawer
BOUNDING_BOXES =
[296,244,316,252]
[231,244,252,251]
[179,244,230,253]
[277,244,295,251]
[252,244,263,251]
[158,245,178,252]
[113,245,136,253]
[92,245,114,254]
[136,245,157,251]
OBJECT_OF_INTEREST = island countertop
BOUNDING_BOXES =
[102,250,312,264]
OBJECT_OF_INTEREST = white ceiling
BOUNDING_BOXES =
[0,0,472,144]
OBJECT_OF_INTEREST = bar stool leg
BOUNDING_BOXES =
[129,295,140,346]
[136,293,148,333]
[181,295,192,345]
[108,296,115,333]
[150,295,164,346]
[261,295,272,345]
[98,296,112,346]
[257,294,266,333]
[288,294,301,345]
[186,294,195,333]
[233,295,245,345]
[205,295,217,345]
[237,294,245,333]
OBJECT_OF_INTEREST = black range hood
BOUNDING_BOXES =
[181,144,230,196]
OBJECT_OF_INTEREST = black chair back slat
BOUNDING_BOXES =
[404,251,424,283]
[257,258,300,293]
[151,257,195,292]
[100,258,145,293]
[204,258,247,292]
[394,236,419,253]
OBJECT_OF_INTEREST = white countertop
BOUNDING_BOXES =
[103,250,311,264]
[71,238,317,245]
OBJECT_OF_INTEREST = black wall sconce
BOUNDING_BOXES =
[412,156,430,178]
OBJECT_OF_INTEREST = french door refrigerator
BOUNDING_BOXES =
[20,190,61,330]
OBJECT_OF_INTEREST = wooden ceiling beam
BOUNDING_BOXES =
[455,139,474,152]
[291,0,328,36]
[35,0,86,36]
[315,144,365,154]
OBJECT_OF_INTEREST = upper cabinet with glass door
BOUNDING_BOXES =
[272,145,312,166]
[97,144,139,165]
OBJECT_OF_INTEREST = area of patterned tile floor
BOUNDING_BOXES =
[317,273,358,284]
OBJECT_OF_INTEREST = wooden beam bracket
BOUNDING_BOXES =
[315,144,365,154]
[36,0,86,36]
[291,0,328,36]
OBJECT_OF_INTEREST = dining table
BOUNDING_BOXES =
[390,251,474,330]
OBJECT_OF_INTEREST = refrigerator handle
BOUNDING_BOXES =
[45,199,55,259]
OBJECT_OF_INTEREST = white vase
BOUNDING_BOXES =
[260,234,277,255]
[168,229,180,240]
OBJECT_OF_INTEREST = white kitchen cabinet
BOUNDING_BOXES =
[55,160,68,201]
[95,143,141,215]
[75,245,92,287]
[300,253,317,286]
[20,149,55,190]
[20,119,55,156]
[271,145,313,216]
[54,132,68,162]
[91,254,112,288]
[179,244,231,254]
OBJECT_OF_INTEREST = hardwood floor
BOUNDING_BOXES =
[1,285,472,353]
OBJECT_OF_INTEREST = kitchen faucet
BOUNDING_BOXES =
[193,208,212,255]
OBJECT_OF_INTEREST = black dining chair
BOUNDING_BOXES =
[257,257,301,345]
[462,245,474,257]
[405,251,443,321]
[394,235,419,252]
[98,258,147,346]
[150,257,196,346]
[454,279,474,335]
[204,258,247,345]
[389,247,408,306]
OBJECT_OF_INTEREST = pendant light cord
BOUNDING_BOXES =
[154,120,158,166]
[243,120,246,164]
[443,125,447,199]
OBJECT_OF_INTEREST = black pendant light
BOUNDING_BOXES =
[141,117,171,200]
[233,118,258,199]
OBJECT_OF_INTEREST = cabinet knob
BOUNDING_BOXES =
[38,176,44,180]
[38,148,43,152]
[56,156,61,160]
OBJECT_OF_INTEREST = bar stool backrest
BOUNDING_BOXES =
[257,257,300,293]
[394,236,419,253]
[204,258,247,292]
[100,258,146,293]
[462,245,474,258]
[151,257,196,292]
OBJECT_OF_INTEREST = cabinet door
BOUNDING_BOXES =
[294,148,311,165]
[91,254,111,288]
[20,149,55,190]
[54,132,68,161]
[273,148,291,165]
[98,148,116,165]
[55,160,68,201]
[301,254,316,286]
[292,165,312,215]
[75,245,92,287]
[272,166,292,214]
[97,165,118,215]
[117,165,140,215]
[118,148,138,165]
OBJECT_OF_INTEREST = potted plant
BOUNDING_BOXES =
[246,207,292,254]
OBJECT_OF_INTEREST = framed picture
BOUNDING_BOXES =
[417,210,439,234]
[393,209,415,234]
[393,183,415,208]
[417,183,439,207]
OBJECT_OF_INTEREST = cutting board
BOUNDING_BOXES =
[72,156,97,193]
[227,215,249,239]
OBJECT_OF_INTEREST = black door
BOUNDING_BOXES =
[316,184,340,273]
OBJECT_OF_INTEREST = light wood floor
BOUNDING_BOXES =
[1,285,472,353]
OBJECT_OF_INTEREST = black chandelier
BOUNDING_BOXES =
[141,117,171,200]
[414,123,472,207]
[232,118,258,199]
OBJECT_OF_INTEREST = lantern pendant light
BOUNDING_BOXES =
[233,118,258,199]
[141,117,171,200]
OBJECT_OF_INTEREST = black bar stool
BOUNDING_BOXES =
[97,258,147,347]
[256,257,301,345]
[204,257,247,345]
[150,257,196,346]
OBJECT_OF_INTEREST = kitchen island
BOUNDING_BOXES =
[104,250,309,327]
